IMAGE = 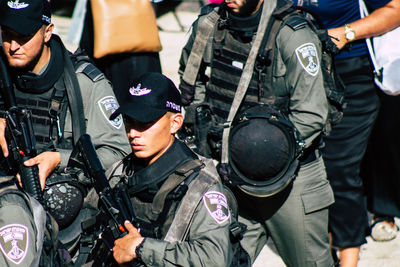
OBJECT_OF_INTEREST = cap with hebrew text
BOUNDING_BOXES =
[110,72,182,123]
[0,0,51,36]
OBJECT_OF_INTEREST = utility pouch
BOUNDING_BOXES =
[178,103,223,160]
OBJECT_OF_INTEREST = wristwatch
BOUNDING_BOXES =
[135,238,145,259]
[344,24,356,41]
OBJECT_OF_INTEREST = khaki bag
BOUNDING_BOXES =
[91,0,162,58]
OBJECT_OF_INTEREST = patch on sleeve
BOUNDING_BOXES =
[295,43,320,76]
[98,96,123,129]
[0,224,29,264]
[203,191,230,224]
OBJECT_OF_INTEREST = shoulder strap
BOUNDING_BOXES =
[75,62,104,82]
[164,158,219,242]
[258,1,298,76]
[256,2,314,113]
[182,9,221,86]
[359,0,380,76]
[151,159,204,216]
[221,0,277,164]
[62,48,87,144]
[73,49,104,82]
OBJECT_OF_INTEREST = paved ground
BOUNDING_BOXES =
[52,6,400,267]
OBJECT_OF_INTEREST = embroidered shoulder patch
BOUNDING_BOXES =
[98,96,123,129]
[203,191,230,224]
[0,224,29,264]
[295,43,320,76]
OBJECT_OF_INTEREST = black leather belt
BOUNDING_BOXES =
[299,149,320,165]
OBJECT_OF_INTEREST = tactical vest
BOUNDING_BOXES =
[0,52,104,154]
[12,85,68,152]
[93,157,250,266]
[128,157,250,266]
[207,24,276,120]
[185,0,344,129]
[124,159,205,239]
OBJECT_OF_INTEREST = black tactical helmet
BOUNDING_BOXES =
[228,104,304,197]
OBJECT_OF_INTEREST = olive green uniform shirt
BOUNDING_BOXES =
[58,65,131,170]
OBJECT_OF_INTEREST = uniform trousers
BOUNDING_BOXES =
[238,156,334,267]
[323,54,380,248]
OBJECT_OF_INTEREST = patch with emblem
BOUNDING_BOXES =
[203,191,230,224]
[295,43,320,76]
[98,96,123,129]
[0,224,29,264]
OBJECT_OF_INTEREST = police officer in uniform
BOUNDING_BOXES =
[0,176,62,266]
[109,72,234,266]
[0,0,131,261]
[179,0,335,266]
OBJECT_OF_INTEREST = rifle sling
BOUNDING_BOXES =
[164,158,219,243]
[151,159,204,216]
[182,10,220,86]
[62,49,86,144]
[221,0,277,164]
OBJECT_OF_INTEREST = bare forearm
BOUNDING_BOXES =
[328,0,400,49]
[351,0,400,39]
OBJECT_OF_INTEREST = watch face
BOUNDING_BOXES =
[346,31,356,40]
[346,30,355,41]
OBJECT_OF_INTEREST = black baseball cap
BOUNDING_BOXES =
[0,0,52,36]
[110,72,182,123]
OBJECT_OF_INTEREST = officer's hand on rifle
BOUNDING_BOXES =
[23,151,61,190]
[113,220,144,264]
[0,118,9,157]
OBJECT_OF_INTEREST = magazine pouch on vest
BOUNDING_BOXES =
[177,103,222,160]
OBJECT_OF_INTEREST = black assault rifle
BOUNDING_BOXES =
[70,134,137,265]
[0,49,44,204]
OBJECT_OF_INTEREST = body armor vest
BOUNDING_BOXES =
[207,27,273,120]
[126,162,199,239]
[12,87,67,152]
[0,77,71,154]
[0,37,71,153]
[129,191,186,239]
[202,2,344,130]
